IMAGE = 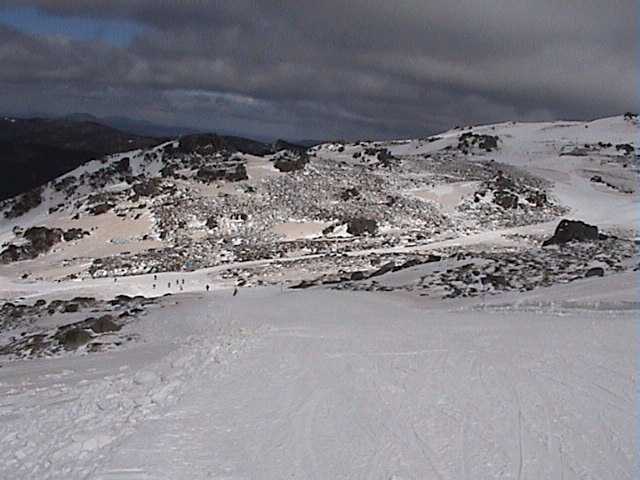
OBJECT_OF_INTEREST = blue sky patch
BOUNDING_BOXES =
[0,6,144,46]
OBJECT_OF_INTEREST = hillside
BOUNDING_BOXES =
[0,117,163,201]
[0,114,637,479]
[0,114,636,289]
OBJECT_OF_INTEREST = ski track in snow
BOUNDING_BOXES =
[1,284,634,479]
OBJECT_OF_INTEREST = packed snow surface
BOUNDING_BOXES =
[1,277,637,479]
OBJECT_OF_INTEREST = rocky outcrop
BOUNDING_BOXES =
[62,228,90,241]
[585,267,604,278]
[4,187,43,218]
[23,226,64,253]
[346,218,378,236]
[197,163,248,182]
[89,203,114,215]
[458,132,499,153]
[493,191,519,209]
[273,152,309,172]
[132,178,162,197]
[0,226,90,264]
[542,219,601,247]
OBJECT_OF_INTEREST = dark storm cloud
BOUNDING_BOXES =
[0,1,636,139]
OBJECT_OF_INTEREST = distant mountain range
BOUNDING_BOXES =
[61,113,202,138]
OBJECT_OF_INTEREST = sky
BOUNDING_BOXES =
[0,1,637,140]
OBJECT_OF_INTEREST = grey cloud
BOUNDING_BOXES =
[0,1,636,139]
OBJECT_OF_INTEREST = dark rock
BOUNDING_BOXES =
[197,163,248,182]
[346,218,378,236]
[525,191,548,208]
[63,228,89,241]
[322,224,336,235]
[340,188,360,201]
[70,297,97,307]
[63,303,79,313]
[205,216,218,229]
[394,258,422,271]
[370,262,396,278]
[458,132,499,152]
[481,274,509,289]
[132,178,162,197]
[493,191,519,209]
[89,203,114,215]
[24,226,64,252]
[350,271,366,281]
[616,143,634,156]
[113,157,131,174]
[290,279,316,289]
[87,315,121,333]
[226,164,248,181]
[0,245,22,264]
[585,267,605,278]
[56,327,92,350]
[273,154,308,173]
[542,219,600,246]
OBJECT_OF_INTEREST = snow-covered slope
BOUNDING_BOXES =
[0,114,636,286]
[1,275,637,479]
[0,114,637,479]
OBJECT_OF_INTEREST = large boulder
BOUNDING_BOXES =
[87,315,121,334]
[346,218,378,236]
[24,226,64,253]
[56,327,92,350]
[585,267,605,278]
[273,154,308,172]
[542,219,600,246]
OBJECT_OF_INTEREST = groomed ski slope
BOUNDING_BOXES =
[1,275,637,479]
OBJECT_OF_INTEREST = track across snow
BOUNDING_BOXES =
[2,281,633,479]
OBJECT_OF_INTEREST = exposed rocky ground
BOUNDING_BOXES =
[0,125,575,283]
[331,233,634,299]
[0,114,637,356]
[0,294,159,359]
